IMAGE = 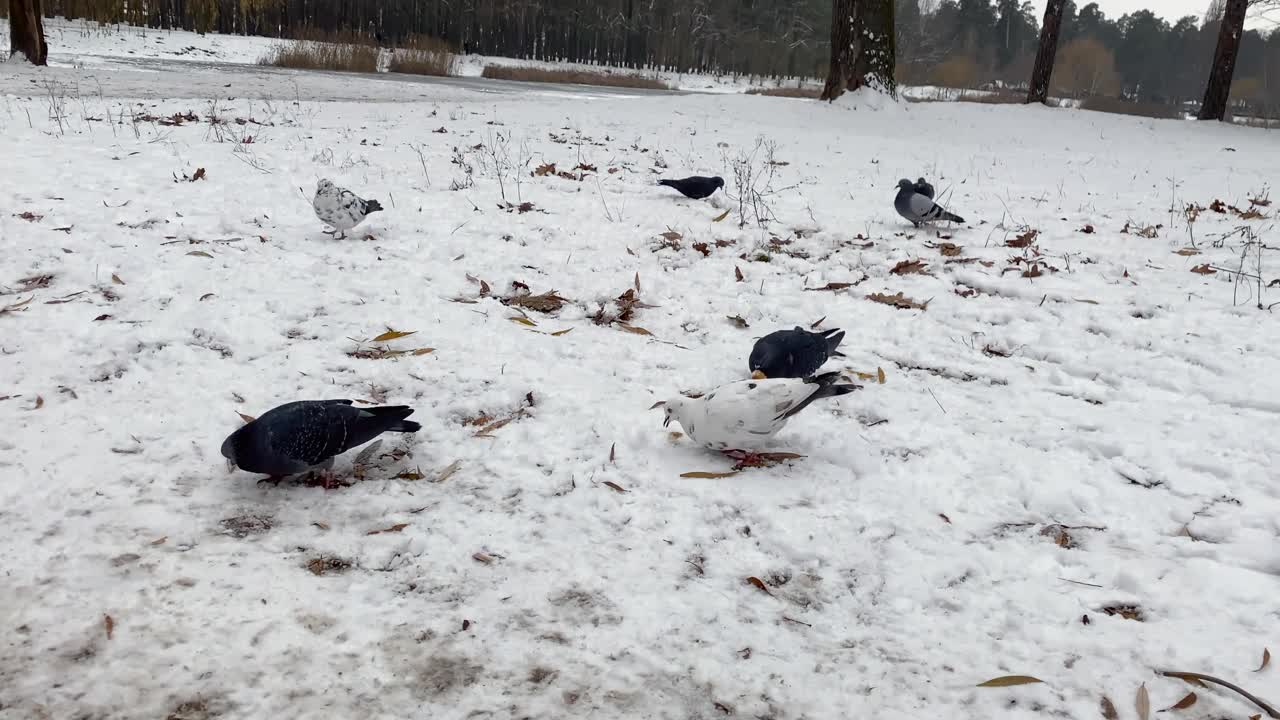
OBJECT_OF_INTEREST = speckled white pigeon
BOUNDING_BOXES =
[651,372,860,451]
[313,179,383,237]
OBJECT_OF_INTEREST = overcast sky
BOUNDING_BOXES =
[1027,0,1279,28]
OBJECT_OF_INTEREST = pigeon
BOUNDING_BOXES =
[750,327,846,380]
[313,179,383,238]
[221,400,419,481]
[913,177,935,199]
[651,372,860,451]
[658,175,725,200]
[894,178,964,227]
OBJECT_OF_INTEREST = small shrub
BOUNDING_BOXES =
[480,65,670,90]
[1079,96,1181,120]
[389,35,456,76]
[745,86,821,99]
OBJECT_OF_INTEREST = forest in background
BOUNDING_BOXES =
[7,0,1280,110]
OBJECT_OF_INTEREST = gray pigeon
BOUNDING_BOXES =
[895,178,964,227]
[749,327,845,380]
[221,400,419,480]
[913,177,935,199]
[313,179,383,238]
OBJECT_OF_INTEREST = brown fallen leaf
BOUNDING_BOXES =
[534,162,556,176]
[191,167,206,182]
[692,242,710,256]
[617,323,652,336]
[1166,692,1197,711]
[1080,224,1095,234]
[727,315,750,329]
[93,314,112,322]
[806,282,858,292]
[1101,696,1119,720]
[890,259,928,275]
[1174,248,1200,256]
[609,443,616,463]
[373,329,416,342]
[186,250,214,258]
[150,536,167,545]
[712,209,730,222]
[866,291,929,310]
[745,576,773,595]
[472,552,494,564]
[1006,229,1039,248]
[602,481,626,493]
[1190,264,1215,275]
[937,242,962,256]
[1023,264,1043,279]
[810,315,826,329]
[199,293,215,301]
[681,470,741,479]
[33,395,43,410]
[976,675,1044,687]
[104,614,114,640]
[366,523,409,536]
[660,230,683,242]
[1137,683,1150,720]
[634,272,641,294]
[877,367,886,384]
[938,513,952,524]
[395,470,425,480]
[111,273,126,285]
[1255,648,1271,672]
[735,266,744,282]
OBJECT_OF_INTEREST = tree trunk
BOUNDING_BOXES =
[1026,0,1065,104]
[1198,0,1248,121]
[822,0,895,101]
[9,0,48,65]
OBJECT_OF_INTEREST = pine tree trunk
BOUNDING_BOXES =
[822,0,895,101]
[1026,0,1064,104]
[9,0,48,65]
[1199,0,1248,121]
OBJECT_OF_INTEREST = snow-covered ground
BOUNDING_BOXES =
[4,26,1280,720]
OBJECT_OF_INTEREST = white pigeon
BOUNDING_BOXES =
[313,179,383,238]
[652,372,860,451]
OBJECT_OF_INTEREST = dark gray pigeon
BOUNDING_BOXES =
[895,178,964,227]
[749,327,845,380]
[913,177,935,199]
[221,400,419,479]
[659,175,725,200]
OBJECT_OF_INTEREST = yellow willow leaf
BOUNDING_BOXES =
[373,329,416,342]
[680,470,741,478]
[712,209,730,222]
[509,317,537,327]
[976,676,1044,687]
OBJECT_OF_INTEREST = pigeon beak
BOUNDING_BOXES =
[751,370,767,380]
[648,401,666,410]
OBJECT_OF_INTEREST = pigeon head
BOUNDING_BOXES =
[748,345,773,379]
[649,398,687,428]
[220,426,245,469]
[897,178,914,190]
[916,177,928,186]
[713,177,726,189]
[317,179,335,192]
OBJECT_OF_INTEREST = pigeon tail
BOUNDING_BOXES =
[363,199,384,214]
[776,372,861,420]
[939,209,964,223]
[364,405,419,433]
[820,329,846,357]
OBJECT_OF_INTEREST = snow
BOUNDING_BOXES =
[4,24,1280,720]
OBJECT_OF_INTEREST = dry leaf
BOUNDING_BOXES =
[1190,264,1215,275]
[727,315,749,329]
[938,513,952,524]
[681,470,741,478]
[634,272,641,293]
[366,523,409,535]
[890,259,928,275]
[472,552,494,564]
[609,443,616,463]
[853,370,877,381]
[510,316,538,327]
[111,273,125,285]
[1166,692,1197,710]
[33,395,43,410]
[1163,673,1207,689]
[436,460,462,482]
[373,329,416,342]
[237,412,256,423]
[1255,648,1271,672]
[806,282,856,292]
[602,481,626,493]
[1136,683,1150,720]
[937,242,962,256]
[976,676,1044,687]
[660,230,683,241]
[1174,248,1200,256]
[1101,696,1119,720]
[877,367,886,384]
[617,323,652,336]
[810,315,826,329]
[411,348,435,356]
[712,209,730,222]
[745,576,773,595]
[395,470,425,480]
[103,614,114,640]
[191,167,206,181]
[186,250,213,258]
[199,293,215,301]
[692,242,710,256]
[867,291,928,310]
[735,266,744,282]
[1006,229,1039,248]
[1080,224,1096,234]
[150,536,167,545]
[548,328,573,336]
[534,162,556,176]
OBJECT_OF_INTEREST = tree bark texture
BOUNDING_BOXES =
[9,0,48,65]
[1198,0,1247,120]
[1026,0,1064,104]
[821,0,895,102]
